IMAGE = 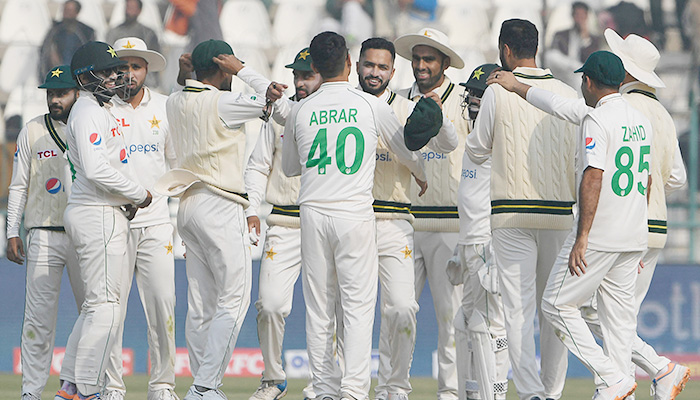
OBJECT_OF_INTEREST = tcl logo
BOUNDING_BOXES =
[37,150,59,160]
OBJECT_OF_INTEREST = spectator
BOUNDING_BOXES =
[548,2,601,91]
[167,0,224,52]
[39,0,95,79]
[106,0,161,54]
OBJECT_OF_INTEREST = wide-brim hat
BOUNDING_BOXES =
[39,64,78,89]
[604,28,665,88]
[154,169,201,197]
[113,37,166,72]
[394,28,464,69]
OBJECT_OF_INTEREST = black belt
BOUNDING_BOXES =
[33,226,66,232]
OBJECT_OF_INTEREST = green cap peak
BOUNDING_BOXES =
[285,47,313,72]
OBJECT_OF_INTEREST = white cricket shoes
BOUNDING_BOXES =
[249,381,288,400]
[21,393,41,400]
[101,390,124,400]
[387,393,409,400]
[148,389,180,400]
[651,363,691,400]
[592,376,637,400]
[184,386,228,400]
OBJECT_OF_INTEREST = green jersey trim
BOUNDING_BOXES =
[410,205,459,219]
[491,199,575,215]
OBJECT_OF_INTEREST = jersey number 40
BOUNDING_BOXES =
[306,127,365,175]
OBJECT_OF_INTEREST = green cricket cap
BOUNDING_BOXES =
[192,39,236,71]
[285,47,313,71]
[460,63,500,93]
[404,96,443,151]
[575,50,625,87]
[39,65,78,89]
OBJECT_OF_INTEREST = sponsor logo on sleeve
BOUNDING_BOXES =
[585,137,595,150]
[120,149,128,163]
[89,133,102,146]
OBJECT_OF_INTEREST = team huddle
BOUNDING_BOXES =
[5,15,691,400]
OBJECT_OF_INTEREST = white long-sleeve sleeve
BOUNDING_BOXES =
[236,66,293,125]
[465,85,496,164]
[6,126,31,238]
[526,86,590,125]
[376,101,426,181]
[426,114,458,153]
[282,105,302,177]
[666,143,687,193]
[245,121,276,216]
[217,91,267,128]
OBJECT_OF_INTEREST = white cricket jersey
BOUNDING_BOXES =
[66,92,147,206]
[583,93,652,252]
[282,81,425,220]
[111,87,175,228]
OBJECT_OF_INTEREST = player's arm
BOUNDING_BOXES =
[71,113,150,206]
[488,70,590,125]
[218,91,268,128]
[376,102,427,182]
[6,125,31,264]
[245,121,276,239]
[176,53,194,86]
[569,116,607,276]
[281,108,302,177]
[666,142,687,193]
[162,117,177,169]
[465,86,495,164]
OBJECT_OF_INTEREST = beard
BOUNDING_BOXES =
[359,75,389,96]
[49,105,68,121]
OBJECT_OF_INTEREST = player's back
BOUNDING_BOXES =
[289,81,381,220]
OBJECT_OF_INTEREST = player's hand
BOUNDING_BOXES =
[425,91,443,109]
[213,54,245,75]
[638,259,645,274]
[138,190,153,208]
[6,237,25,265]
[486,69,518,90]
[266,82,288,102]
[568,237,588,276]
[414,176,428,196]
[247,215,261,246]
[177,53,194,86]
[123,204,138,220]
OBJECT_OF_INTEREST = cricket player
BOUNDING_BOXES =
[7,66,85,400]
[393,27,468,400]
[488,29,690,400]
[281,31,425,400]
[465,19,577,400]
[55,41,152,400]
[102,37,178,400]
[245,47,322,400]
[540,50,652,400]
[356,37,457,400]
[451,63,510,400]
[160,39,282,400]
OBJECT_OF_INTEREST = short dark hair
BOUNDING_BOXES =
[572,1,589,13]
[360,37,395,61]
[195,66,218,81]
[583,73,619,91]
[66,0,81,13]
[499,19,538,60]
[309,31,348,79]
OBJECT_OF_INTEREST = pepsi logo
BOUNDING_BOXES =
[585,137,595,150]
[120,148,128,163]
[89,133,102,146]
[45,178,62,194]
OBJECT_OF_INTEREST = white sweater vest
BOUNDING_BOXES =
[25,114,70,229]
[490,70,578,230]
[167,85,249,206]
[622,83,677,248]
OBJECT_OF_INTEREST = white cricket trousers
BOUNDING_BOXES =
[105,223,177,393]
[375,219,419,398]
[491,228,569,400]
[256,224,302,382]
[177,188,252,389]
[61,204,129,395]
[541,229,642,389]
[582,247,670,377]
[300,206,378,400]
[413,231,460,400]
[21,229,85,396]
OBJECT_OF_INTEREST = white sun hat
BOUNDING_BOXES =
[604,28,665,88]
[394,28,465,69]
[154,169,200,197]
[113,37,166,72]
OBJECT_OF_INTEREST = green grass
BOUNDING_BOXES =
[0,375,694,400]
